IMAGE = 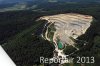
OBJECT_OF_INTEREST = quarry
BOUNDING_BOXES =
[38,13,93,64]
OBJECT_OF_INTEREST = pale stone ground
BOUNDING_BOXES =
[38,13,93,64]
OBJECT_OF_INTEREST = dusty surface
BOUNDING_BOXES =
[38,13,93,64]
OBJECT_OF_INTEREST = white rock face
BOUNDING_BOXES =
[38,13,93,64]
[39,13,93,46]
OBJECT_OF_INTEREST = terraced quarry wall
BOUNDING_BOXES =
[39,13,93,46]
[38,13,93,64]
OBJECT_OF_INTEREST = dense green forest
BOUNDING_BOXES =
[0,2,100,66]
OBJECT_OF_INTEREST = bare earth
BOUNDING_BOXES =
[38,13,93,64]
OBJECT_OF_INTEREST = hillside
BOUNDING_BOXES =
[39,13,93,64]
[0,1,100,66]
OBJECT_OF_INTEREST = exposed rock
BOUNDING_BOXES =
[39,13,93,46]
[38,13,93,64]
